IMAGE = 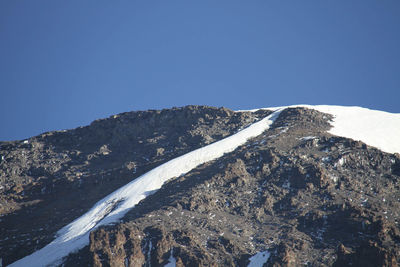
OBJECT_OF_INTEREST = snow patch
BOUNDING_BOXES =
[248,250,270,267]
[10,110,283,267]
[164,249,176,267]
[146,240,153,261]
[313,105,400,154]
[300,136,316,141]
[239,105,400,154]
[336,157,346,167]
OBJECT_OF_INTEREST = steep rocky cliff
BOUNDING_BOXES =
[1,106,399,266]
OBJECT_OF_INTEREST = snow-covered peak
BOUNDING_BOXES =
[240,105,400,154]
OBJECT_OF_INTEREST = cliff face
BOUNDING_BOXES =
[2,106,400,266]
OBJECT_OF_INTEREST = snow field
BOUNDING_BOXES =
[240,105,400,154]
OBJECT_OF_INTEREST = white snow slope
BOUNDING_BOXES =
[10,110,283,266]
[241,105,400,154]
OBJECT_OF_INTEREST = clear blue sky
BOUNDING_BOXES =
[1,1,399,141]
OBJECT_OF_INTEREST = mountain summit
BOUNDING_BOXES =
[1,105,400,267]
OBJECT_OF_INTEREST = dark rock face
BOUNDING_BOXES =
[2,106,400,266]
[334,241,398,267]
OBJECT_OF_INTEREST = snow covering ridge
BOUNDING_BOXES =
[238,105,400,154]
[10,109,283,267]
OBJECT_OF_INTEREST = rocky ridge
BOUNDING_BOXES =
[0,106,269,266]
[1,106,399,266]
[66,108,400,266]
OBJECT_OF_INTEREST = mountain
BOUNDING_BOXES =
[1,105,400,267]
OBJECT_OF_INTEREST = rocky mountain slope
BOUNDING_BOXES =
[1,105,400,266]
